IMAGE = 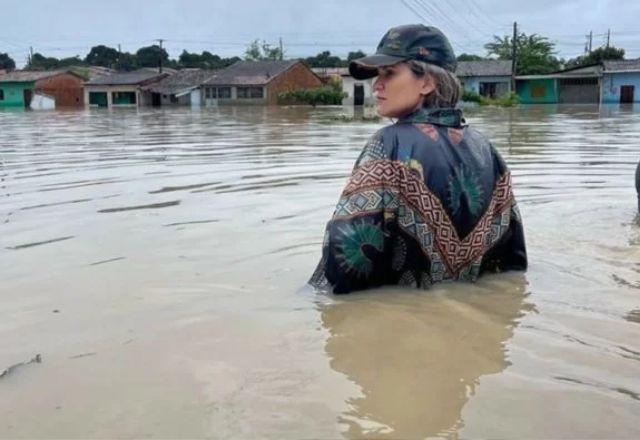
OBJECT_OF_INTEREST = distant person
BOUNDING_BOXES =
[309,24,527,294]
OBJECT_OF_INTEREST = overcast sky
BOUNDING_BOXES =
[2,0,640,67]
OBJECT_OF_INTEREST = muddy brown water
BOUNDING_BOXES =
[1,105,639,438]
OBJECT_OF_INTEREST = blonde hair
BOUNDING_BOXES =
[406,60,461,108]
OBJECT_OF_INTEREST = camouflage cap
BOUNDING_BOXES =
[349,24,457,79]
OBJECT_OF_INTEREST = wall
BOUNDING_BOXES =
[341,76,375,106]
[460,76,511,97]
[84,85,140,108]
[602,72,640,103]
[35,73,84,107]
[266,62,323,105]
[516,78,558,104]
[0,81,34,107]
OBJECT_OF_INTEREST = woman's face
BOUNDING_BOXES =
[373,62,434,118]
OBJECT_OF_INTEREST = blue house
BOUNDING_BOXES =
[456,60,512,98]
[601,59,640,104]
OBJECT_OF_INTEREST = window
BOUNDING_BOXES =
[218,87,231,99]
[560,77,597,86]
[237,87,249,98]
[0,89,4,100]
[112,91,136,104]
[237,86,263,99]
[531,85,547,98]
[250,87,263,98]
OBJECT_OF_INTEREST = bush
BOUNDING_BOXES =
[278,87,346,106]
[462,90,483,103]
[462,90,520,107]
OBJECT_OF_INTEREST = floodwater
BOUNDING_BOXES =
[1,104,639,439]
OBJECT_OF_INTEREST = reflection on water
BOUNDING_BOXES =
[1,105,640,438]
[320,274,529,438]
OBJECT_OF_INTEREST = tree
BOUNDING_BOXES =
[457,53,485,61]
[305,50,344,68]
[0,53,16,71]
[347,50,366,62]
[565,46,625,69]
[485,33,561,75]
[57,56,85,67]
[85,45,120,68]
[136,45,169,68]
[27,53,61,70]
[244,40,284,61]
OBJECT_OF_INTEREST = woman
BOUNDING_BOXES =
[309,24,527,294]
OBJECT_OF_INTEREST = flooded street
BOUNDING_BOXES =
[1,104,640,438]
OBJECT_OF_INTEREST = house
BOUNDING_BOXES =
[312,67,349,84]
[201,60,323,106]
[0,70,86,108]
[456,60,513,98]
[141,69,216,106]
[84,70,168,108]
[515,59,640,104]
[341,73,375,106]
[601,59,640,103]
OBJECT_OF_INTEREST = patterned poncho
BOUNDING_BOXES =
[309,107,527,294]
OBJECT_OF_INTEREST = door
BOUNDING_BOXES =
[23,89,33,108]
[620,85,635,104]
[152,93,162,107]
[354,84,364,106]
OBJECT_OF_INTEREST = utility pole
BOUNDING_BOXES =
[511,22,517,93]
[155,38,164,73]
[606,29,611,48]
[117,44,121,70]
[279,37,283,60]
[589,30,593,54]
[29,46,33,66]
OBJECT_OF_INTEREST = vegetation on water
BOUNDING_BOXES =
[462,91,520,107]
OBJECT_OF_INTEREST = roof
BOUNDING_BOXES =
[455,60,512,77]
[142,69,218,95]
[312,67,349,77]
[85,70,168,86]
[203,60,300,86]
[603,59,640,72]
[0,70,77,83]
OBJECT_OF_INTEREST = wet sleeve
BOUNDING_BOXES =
[480,148,528,274]
[309,130,396,294]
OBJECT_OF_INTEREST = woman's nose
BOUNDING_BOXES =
[373,78,384,92]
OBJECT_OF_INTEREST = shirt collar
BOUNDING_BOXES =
[396,107,465,127]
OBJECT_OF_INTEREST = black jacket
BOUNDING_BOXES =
[310,107,527,294]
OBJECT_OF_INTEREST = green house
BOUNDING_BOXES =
[515,77,558,104]
[0,80,36,107]
[0,71,65,108]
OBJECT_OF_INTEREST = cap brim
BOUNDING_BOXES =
[348,54,408,79]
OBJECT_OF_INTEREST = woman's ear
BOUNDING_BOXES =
[420,75,436,96]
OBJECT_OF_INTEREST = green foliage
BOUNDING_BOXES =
[462,90,483,103]
[485,33,561,75]
[27,53,65,70]
[135,45,170,68]
[278,87,346,106]
[457,53,485,61]
[244,39,284,61]
[327,75,343,92]
[84,45,119,68]
[305,50,345,68]
[462,90,519,107]
[565,46,625,69]
[179,50,239,69]
[0,53,16,71]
